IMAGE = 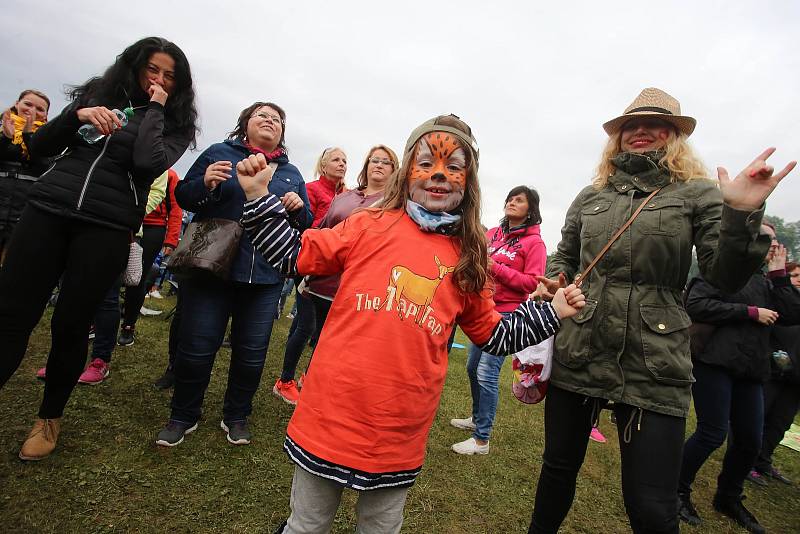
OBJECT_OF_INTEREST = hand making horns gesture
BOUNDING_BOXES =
[718,148,796,211]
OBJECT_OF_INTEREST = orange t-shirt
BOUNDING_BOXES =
[288,209,501,473]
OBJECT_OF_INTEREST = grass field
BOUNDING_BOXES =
[1,292,798,533]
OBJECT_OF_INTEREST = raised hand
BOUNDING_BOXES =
[1,110,14,139]
[718,148,796,211]
[76,106,123,136]
[535,273,567,301]
[551,283,586,320]
[203,161,232,191]
[148,83,169,106]
[236,154,275,200]
[767,243,787,272]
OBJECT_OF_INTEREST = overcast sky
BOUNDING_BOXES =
[3,0,798,250]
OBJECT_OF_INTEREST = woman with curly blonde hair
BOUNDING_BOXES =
[532,87,795,534]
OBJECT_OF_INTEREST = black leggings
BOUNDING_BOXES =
[529,385,685,534]
[0,205,128,417]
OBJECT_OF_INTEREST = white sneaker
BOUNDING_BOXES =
[149,289,164,299]
[451,437,489,455]
[450,416,476,431]
[140,306,163,316]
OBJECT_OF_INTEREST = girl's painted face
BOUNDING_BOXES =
[322,150,347,181]
[407,132,466,212]
[15,93,49,122]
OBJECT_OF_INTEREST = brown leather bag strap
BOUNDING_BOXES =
[574,187,662,287]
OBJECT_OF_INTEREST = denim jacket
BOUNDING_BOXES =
[175,138,312,285]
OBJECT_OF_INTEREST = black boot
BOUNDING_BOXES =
[678,491,702,526]
[712,494,765,534]
[153,367,175,390]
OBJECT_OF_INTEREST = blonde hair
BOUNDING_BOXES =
[380,139,488,294]
[355,145,399,190]
[592,129,708,189]
[313,147,347,178]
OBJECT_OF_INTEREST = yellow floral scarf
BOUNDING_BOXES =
[10,112,46,159]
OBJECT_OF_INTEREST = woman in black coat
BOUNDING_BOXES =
[0,36,198,461]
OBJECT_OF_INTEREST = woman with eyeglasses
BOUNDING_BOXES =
[273,146,349,405]
[156,101,312,447]
[306,145,399,347]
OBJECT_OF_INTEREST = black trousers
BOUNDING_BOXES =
[529,385,685,534]
[0,205,128,417]
[122,224,166,327]
[754,379,800,473]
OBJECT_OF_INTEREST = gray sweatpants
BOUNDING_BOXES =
[283,466,410,534]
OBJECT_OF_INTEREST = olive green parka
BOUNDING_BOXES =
[547,152,770,417]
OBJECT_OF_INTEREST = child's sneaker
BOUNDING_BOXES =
[589,427,607,443]
[273,379,300,405]
[78,358,110,385]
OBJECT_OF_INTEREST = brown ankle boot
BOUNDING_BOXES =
[19,418,61,461]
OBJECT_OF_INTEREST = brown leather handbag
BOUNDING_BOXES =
[169,218,243,280]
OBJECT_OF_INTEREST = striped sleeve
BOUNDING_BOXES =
[241,194,301,276]
[478,300,561,356]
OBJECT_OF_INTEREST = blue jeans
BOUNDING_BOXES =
[170,277,280,424]
[467,342,507,441]
[280,289,316,381]
[678,361,764,498]
[91,277,122,362]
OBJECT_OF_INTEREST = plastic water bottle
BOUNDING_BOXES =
[78,107,133,144]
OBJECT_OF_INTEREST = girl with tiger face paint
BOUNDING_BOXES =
[408,132,467,213]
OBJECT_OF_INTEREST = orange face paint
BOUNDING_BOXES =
[407,133,467,212]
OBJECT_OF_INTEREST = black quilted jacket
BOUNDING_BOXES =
[26,97,191,232]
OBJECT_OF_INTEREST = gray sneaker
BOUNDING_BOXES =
[220,420,251,445]
[155,420,198,447]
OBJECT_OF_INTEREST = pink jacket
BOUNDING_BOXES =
[487,224,546,312]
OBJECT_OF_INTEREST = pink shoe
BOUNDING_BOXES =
[589,427,607,443]
[78,358,110,385]
[36,367,46,380]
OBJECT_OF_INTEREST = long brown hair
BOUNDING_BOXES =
[380,132,487,294]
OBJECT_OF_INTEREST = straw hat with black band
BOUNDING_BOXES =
[602,87,696,137]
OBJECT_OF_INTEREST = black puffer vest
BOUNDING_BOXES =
[27,95,191,232]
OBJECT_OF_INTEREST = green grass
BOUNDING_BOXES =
[1,293,798,533]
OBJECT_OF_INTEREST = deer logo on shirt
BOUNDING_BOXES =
[355,255,454,335]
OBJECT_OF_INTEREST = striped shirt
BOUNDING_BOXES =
[284,436,422,491]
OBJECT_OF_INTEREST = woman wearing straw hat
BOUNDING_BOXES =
[532,87,795,533]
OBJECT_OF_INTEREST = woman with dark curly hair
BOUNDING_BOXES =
[0,36,198,461]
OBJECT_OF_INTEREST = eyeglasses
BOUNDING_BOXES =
[252,112,284,126]
[369,157,393,167]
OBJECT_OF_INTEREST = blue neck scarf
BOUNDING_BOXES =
[405,200,461,235]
